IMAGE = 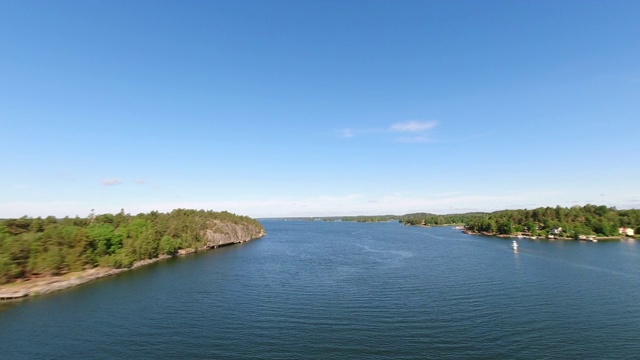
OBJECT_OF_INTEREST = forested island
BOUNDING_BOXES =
[0,209,264,298]
[401,205,640,239]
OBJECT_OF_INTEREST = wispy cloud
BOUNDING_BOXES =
[340,119,438,142]
[134,179,146,185]
[340,120,495,144]
[390,120,437,132]
[391,120,438,143]
[102,179,123,186]
[341,129,355,138]
[338,127,384,138]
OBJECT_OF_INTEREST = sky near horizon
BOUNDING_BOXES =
[1,0,639,218]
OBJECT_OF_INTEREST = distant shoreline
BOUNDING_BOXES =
[461,229,631,241]
[400,224,634,241]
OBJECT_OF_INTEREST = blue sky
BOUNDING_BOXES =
[1,0,639,218]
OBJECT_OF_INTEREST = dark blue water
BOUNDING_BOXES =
[1,220,639,359]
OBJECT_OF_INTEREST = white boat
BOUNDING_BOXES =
[512,240,519,250]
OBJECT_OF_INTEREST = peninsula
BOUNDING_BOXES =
[401,204,639,240]
[0,209,265,300]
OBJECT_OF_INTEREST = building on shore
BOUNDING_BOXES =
[619,227,635,236]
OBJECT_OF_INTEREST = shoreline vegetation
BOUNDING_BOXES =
[460,229,629,241]
[400,204,639,242]
[280,204,639,242]
[0,209,265,301]
[3,204,638,301]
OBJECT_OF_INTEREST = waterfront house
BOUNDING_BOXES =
[619,227,635,236]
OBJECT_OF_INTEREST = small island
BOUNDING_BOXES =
[0,209,265,300]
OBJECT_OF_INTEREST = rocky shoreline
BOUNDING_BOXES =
[462,229,629,241]
[0,229,265,302]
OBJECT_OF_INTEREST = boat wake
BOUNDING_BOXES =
[354,244,413,258]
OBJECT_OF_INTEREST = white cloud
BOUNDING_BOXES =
[134,179,146,184]
[390,120,437,133]
[340,120,438,142]
[102,179,123,186]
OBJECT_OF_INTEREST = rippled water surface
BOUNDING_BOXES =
[1,220,639,359]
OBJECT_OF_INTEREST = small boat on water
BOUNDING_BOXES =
[512,240,519,251]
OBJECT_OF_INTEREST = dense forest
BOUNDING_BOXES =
[0,209,264,284]
[401,212,487,226]
[402,205,640,238]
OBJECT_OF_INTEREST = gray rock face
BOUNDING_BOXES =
[204,220,265,248]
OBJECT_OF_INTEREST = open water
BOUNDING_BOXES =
[1,220,639,359]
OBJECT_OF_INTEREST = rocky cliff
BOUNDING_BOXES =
[204,220,266,247]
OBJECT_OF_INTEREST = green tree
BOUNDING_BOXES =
[497,220,513,235]
[159,236,179,255]
[87,223,121,258]
[0,255,21,283]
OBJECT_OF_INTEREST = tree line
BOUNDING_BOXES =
[402,205,640,238]
[0,209,264,284]
[401,212,487,226]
